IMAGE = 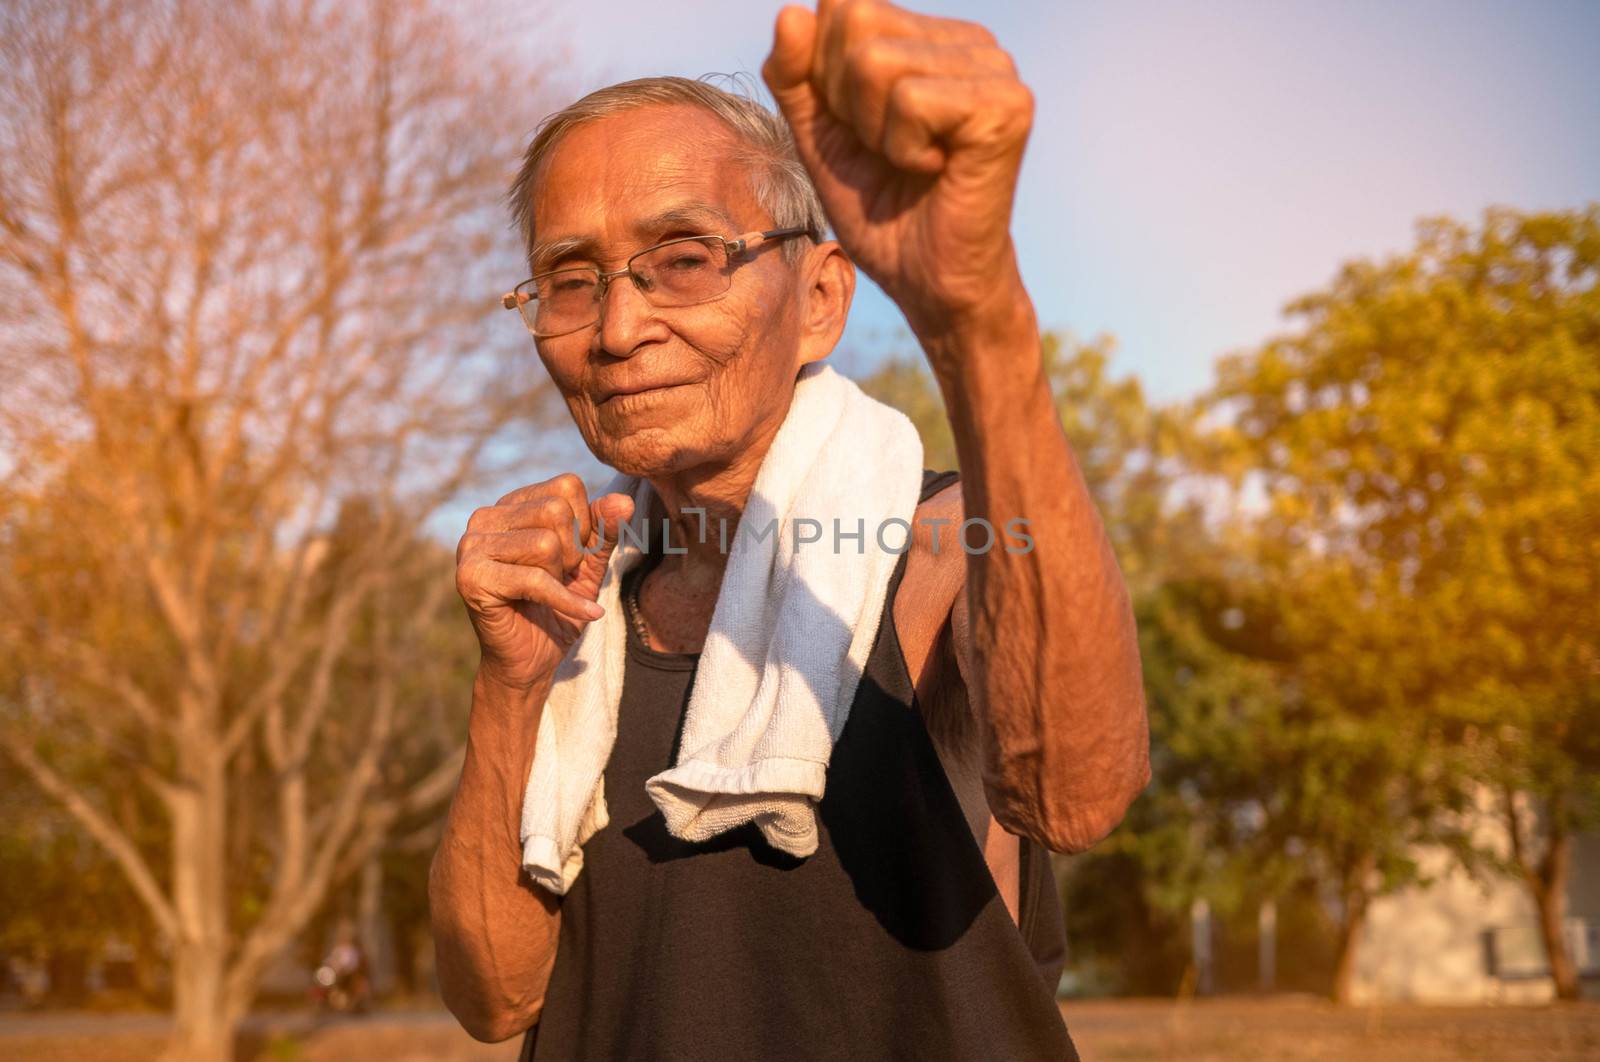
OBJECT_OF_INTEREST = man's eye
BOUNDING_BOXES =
[663,250,711,271]
[548,276,594,295]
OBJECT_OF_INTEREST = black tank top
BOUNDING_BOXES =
[522,471,1078,1061]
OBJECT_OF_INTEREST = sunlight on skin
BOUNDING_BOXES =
[524,105,849,516]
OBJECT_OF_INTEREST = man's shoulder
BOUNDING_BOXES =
[911,477,965,558]
[895,479,967,690]
[899,478,979,760]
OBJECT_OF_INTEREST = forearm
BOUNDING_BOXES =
[912,274,1150,852]
[429,669,560,1042]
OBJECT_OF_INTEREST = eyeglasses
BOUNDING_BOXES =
[502,226,813,338]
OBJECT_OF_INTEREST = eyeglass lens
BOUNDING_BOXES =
[517,237,734,337]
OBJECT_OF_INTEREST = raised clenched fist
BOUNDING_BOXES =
[454,473,633,692]
[764,0,1033,342]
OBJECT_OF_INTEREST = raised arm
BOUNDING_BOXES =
[939,324,1150,853]
[765,0,1149,852]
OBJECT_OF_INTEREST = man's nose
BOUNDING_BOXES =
[594,272,661,357]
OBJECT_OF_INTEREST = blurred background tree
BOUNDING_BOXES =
[0,0,554,1057]
[1211,205,1600,999]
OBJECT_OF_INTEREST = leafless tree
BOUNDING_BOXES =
[0,1,555,1057]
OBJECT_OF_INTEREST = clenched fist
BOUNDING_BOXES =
[455,473,634,692]
[764,0,1033,340]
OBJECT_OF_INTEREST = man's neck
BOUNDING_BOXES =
[643,421,775,589]
[645,481,739,592]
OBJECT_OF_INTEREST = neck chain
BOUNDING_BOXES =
[624,568,653,648]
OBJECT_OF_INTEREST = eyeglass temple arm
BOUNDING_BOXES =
[727,225,814,256]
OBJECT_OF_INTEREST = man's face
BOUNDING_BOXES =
[525,104,814,479]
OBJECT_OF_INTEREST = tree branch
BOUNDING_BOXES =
[1,732,178,941]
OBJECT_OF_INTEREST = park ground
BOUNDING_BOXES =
[1,998,1597,1060]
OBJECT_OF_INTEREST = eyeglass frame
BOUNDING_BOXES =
[501,225,815,338]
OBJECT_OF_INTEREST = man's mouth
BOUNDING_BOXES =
[597,380,697,405]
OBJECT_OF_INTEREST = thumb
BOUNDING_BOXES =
[762,6,823,139]
[586,491,635,567]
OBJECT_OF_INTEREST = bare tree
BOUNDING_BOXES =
[0,1,555,1057]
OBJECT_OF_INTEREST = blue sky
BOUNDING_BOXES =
[529,0,1600,402]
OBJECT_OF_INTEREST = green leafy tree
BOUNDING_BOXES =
[1211,205,1600,1000]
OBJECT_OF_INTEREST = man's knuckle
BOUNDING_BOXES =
[848,35,894,78]
[839,0,879,36]
[977,45,1018,78]
[1006,81,1035,124]
[955,19,997,47]
[529,527,560,557]
[549,472,585,501]
[522,567,557,601]
[456,558,489,599]
[889,74,926,109]
[530,495,570,526]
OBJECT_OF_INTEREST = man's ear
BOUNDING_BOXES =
[795,239,855,367]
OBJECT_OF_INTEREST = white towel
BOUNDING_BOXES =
[519,362,924,895]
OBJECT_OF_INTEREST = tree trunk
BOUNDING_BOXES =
[167,741,235,1062]
[358,854,390,996]
[1258,898,1278,994]
[1331,853,1375,1005]
[1330,903,1367,1005]
[1529,828,1579,1001]
[168,940,237,1062]
[1189,897,1214,996]
[1506,786,1581,1002]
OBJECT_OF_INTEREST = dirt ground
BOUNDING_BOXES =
[1,998,1596,1061]
[1062,997,1600,1061]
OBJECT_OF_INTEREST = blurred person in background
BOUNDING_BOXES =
[429,2,1148,1059]
[312,919,372,1015]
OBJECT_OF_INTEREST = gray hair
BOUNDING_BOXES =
[507,75,827,266]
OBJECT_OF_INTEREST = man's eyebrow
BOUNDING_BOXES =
[640,204,738,235]
[529,234,598,273]
[528,204,739,273]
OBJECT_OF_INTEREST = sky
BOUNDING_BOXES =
[526,0,1600,403]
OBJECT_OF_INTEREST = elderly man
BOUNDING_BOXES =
[429,2,1148,1059]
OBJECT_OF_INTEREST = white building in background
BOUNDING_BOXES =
[1352,808,1599,1004]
